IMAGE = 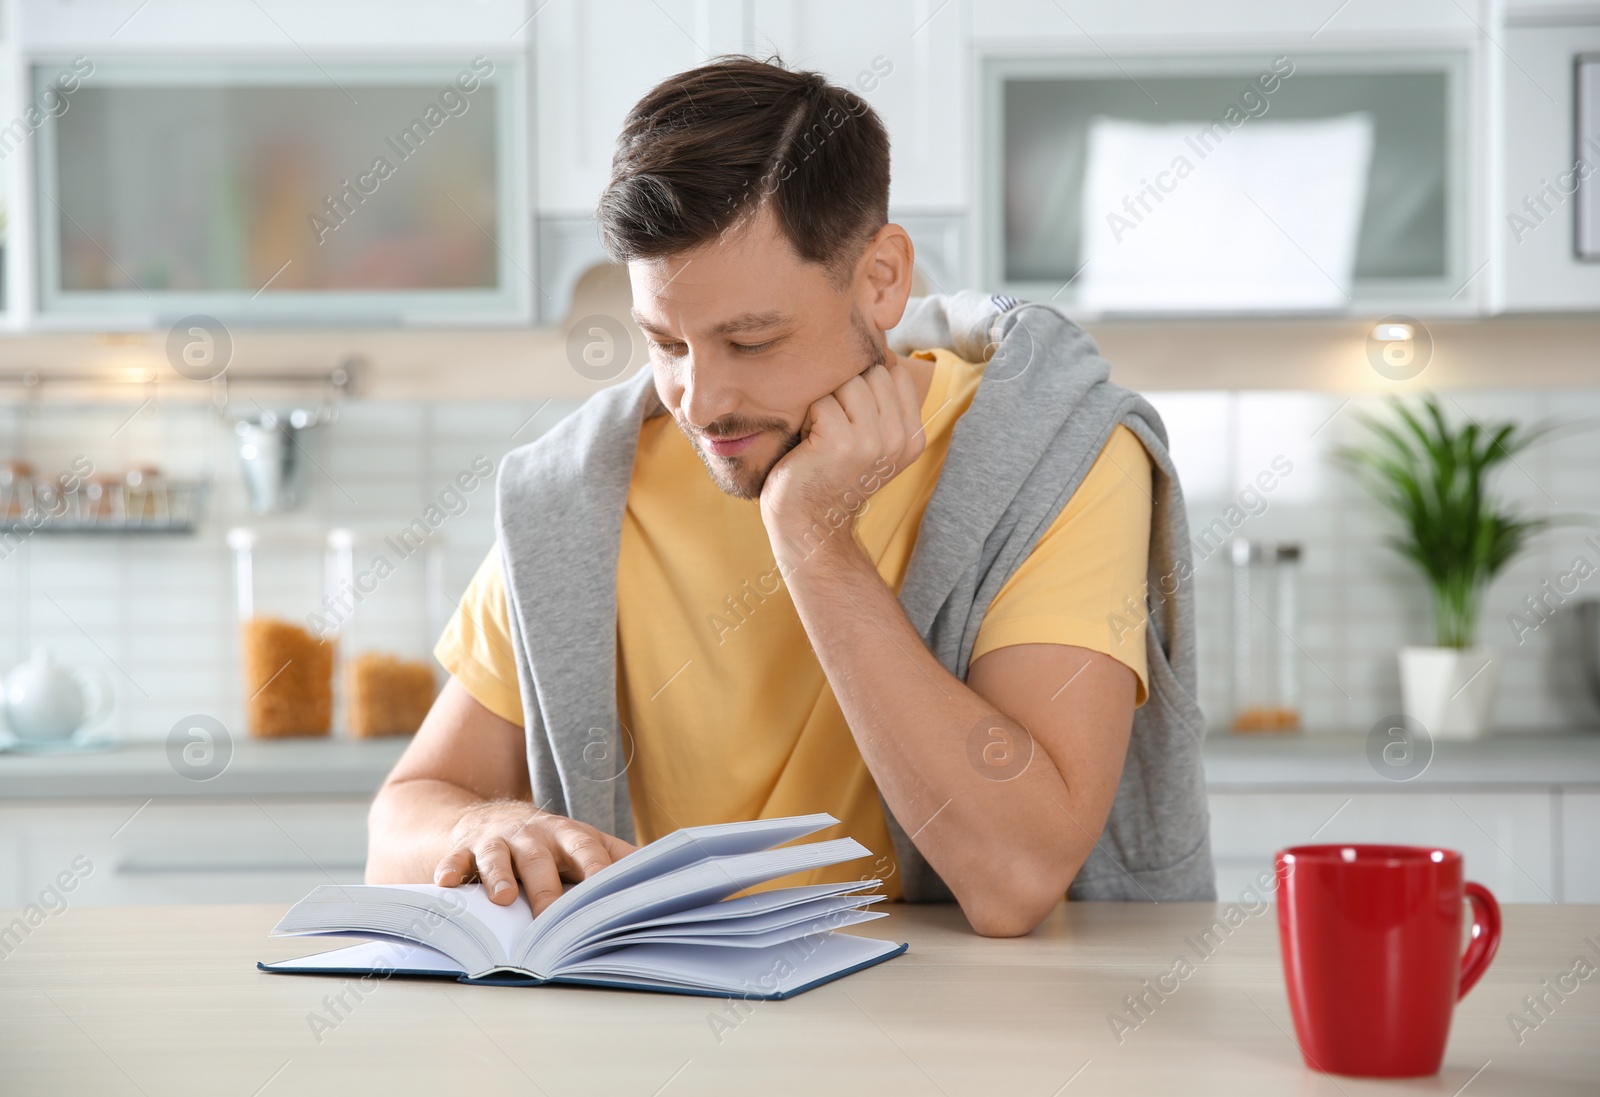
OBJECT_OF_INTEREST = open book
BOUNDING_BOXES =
[258,812,906,999]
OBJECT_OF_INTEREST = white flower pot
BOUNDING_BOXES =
[1399,647,1500,739]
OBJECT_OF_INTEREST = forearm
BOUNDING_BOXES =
[778,535,1090,935]
[366,777,497,884]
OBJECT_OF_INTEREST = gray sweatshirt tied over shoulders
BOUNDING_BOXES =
[493,291,1216,902]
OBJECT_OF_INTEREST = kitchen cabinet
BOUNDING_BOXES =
[1208,790,1561,902]
[532,0,967,321]
[535,0,963,214]
[1562,790,1600,902]
[0,798,370,908]
[1494,20,1600,312]
[1203,732,1600,904]
[2,0,532,328]
[13,0,527,49]
[981,48,1478,316]
[748,0,967,212]
[968,0,1484,43]
[532,0,741,216]
[31,60,529,325]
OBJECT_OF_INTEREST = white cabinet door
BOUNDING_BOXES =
[1495,24,1600,312]
[1208,791,1557,903]
[536,0,962,213]
[1561,790,1600,903]
[1,799,370,908]
[534,0,746,214]
[15,0,528,50]
[749,0,967,211]
[968,0,1483,42]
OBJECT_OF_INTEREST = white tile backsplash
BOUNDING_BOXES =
[1163,388,1600,734]
[4,387,1599,741]
[2,396,582,742]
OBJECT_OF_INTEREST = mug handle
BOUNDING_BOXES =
[1457,881,1502,1000]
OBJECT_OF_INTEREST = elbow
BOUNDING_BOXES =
[959,878,1066,938]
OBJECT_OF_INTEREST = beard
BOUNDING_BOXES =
[673,305,886,501]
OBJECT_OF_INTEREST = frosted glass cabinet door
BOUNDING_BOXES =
[33,60,529,323]
[983,50,1472,315]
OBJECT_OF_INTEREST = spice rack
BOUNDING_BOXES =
[1,467,209,535]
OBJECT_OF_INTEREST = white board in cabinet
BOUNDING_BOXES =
[1560,790,1600,903]
[1207,791,1557,903]
[0,799,371,908]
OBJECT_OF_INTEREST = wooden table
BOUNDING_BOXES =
[1,901,1595,1095]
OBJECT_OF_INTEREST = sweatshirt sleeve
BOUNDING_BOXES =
[970,423,1153,706]
[433,542,526,726]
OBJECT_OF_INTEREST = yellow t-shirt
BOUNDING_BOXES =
[434,348,1153,901]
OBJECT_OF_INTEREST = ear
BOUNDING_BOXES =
[859,223,916,334]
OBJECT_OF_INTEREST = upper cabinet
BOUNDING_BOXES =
[746,0,966,212]
[0,0,1595,328]
[32,59,527,325]
[531,0,967,319]
[982,50,1474,317]
[1,0,532,328]
[967,1,1485,42]
[532,0,742,215]
[1494,15,1600,312]
[534,0,965,214]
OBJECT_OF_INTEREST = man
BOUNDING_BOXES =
[367,54,1213,937]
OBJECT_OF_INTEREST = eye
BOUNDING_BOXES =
[649,340,686,357]
[734,341,774,354]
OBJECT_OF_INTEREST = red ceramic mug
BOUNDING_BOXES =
[1274,844,1501,1078]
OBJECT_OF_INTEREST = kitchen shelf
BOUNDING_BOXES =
[2,477,209,535]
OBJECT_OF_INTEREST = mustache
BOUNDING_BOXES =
[681,415,792,440]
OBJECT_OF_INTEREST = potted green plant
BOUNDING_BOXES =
[1336,394,1566,738]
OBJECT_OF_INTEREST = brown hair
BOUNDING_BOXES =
[596,53,890,293]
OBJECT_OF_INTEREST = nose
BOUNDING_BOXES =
[675,354,740,433]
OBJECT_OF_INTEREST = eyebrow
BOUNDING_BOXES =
[629,309,790,339]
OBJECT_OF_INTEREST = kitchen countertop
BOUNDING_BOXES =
[0,736,410,799]
[1202,729,1600,790]
[1,730,1598,801]
[0,900,1592,1095]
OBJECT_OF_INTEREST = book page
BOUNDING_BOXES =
[263,938,467,976]
[382,883,532,957]
[520,837,871,972]
[518,812,842,957]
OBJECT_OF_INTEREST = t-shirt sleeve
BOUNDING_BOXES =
[970,423,1153,706]
[433,541,526,726]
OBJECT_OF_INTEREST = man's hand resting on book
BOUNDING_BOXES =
[366,678,638,915]
[433,802,639,913]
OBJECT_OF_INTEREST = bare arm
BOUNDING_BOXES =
[366,676,636,913]
[783,534,1135,937]
[760,359,1136,936]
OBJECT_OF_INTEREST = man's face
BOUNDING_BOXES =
[628,203,886,500]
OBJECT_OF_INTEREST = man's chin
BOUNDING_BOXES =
[696,451,772,501]
[678,422,800,502]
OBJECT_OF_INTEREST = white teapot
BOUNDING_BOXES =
[2,649,113,743]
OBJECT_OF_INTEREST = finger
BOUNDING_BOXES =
[806,393,850,440]
[891,361,924,438]
[599,831,640,861]
[886,361,928,462]
[551,823,615,880]
[862,365,906,453]
[832,372,880,427]
[863,361,899,410]
[507,835,565,915]
[471,837,521,904]
[433,846,476,887]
